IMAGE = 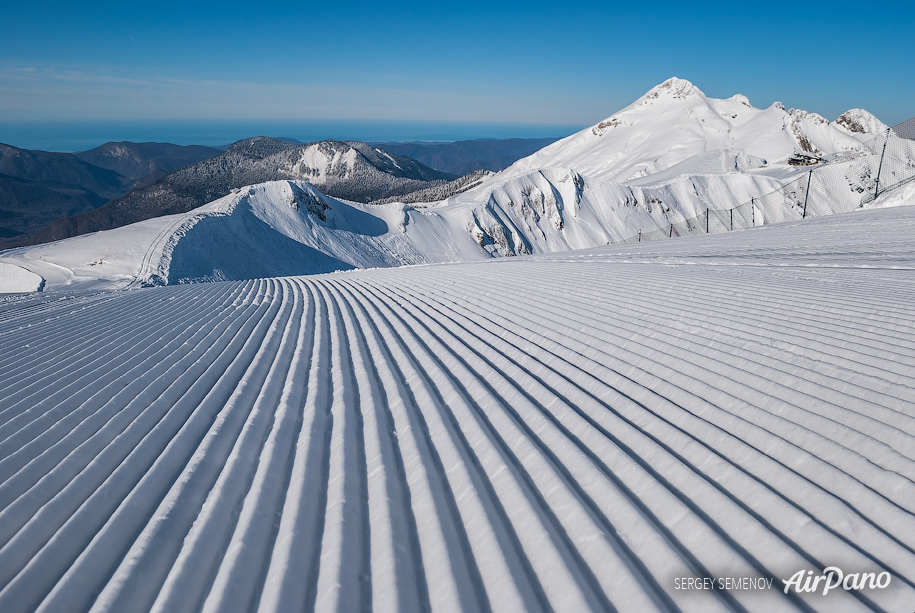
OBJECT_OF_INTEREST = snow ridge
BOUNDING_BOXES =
[497,77,882,185]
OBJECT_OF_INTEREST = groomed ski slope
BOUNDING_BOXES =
[1,205,915,612]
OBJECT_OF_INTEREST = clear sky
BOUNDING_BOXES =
[1,0,913,149]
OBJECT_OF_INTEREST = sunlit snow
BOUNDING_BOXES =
[0,205,914,611]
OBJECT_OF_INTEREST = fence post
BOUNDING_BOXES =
[751,198,756,226]
[706,208,709,233]
[802,170,813,219]
[638,229,641,243]
[730,208,733,231]
[669,224,673,238]
[874,127,891,200]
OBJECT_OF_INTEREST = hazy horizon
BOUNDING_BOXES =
[0,119,583,152]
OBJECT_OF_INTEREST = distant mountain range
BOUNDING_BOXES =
[0,142,222,240]
[73,141,224,191]
[4,80,892,258]
[0,144,123,238]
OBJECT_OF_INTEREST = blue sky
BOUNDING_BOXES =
[1,1,913,149]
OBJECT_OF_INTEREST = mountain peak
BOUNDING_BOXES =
[637,77,703,105]
[503,78,886,185]
[835,108,888,135]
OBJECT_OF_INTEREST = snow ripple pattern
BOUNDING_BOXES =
[1,221,915,611]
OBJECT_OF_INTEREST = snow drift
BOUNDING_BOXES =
[0,263,43,293]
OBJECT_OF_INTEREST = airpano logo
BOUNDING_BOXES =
[782,567,891,595]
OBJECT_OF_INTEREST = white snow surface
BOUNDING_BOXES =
[496,78,884,183]
[0,263,43,293]
[866,176,915,210]
[1,204,915,612]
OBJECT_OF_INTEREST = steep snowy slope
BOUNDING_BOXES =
[1,205,914,612]
[500,78,885,183]
[417,78,893,252]
[0,181,490,291]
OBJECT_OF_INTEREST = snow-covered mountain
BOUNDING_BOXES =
[14,137,455,249]
[0,181,487,290]
[1,78,906,291]
[114,136,455,206]
[500,78,885,183]
[427,77,891,255]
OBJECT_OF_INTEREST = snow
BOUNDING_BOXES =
[0,182,472,291]
[2,78,903,293]
[0,212,194,291]
[1,204,914,611]
[835,108,889,135]
[491,77,879,184]
[0,263,44,293]
[866,176,915,210]
[418,77,895,253]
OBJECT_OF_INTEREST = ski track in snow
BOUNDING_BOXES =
[1,212,915,612]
